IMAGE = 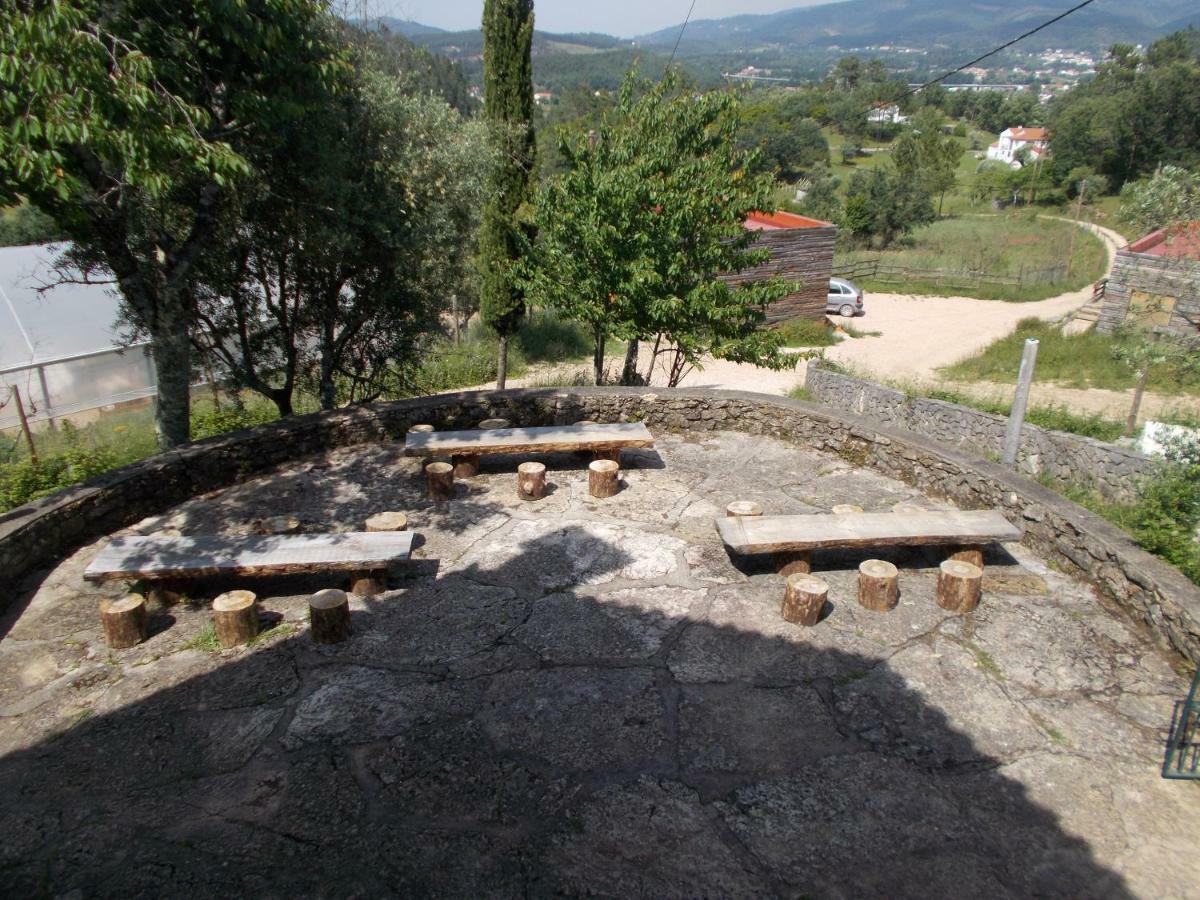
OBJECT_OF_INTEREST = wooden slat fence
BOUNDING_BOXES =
[833,257,1069,291]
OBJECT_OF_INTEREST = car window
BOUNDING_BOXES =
[829,283,842,294]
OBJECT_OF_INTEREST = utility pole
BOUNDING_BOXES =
[1002,339,1040,467]
[10,385,38,466]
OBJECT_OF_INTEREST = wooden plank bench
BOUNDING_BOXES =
[403,422,654,475]
[83,532,415,596]
[716,510,1022,573]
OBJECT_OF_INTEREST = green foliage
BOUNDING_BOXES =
[842,167,935,248]
[891,108,959,209]
[405,333,528,396]
[1049,32,1200,188]
[922,388,1125,441]
[514,310,593,362]
[0,422,117,510]
[795,167,842,222]
[1119,165,1200,236]
[941,317,1200,394]
[738,92,829,180]
[0,201,62,246]
[523,68,792,387]
[774,319,837,347]
[183,624,221,653]
[189,403,279,441]
[787,385,813,402]
[479,0,536,365]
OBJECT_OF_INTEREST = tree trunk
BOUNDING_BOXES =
[1125,367,1150,437]
[496,334,509,390]
[621,340,640,385]
[593,330,606,386]
[451,294,461,346]
[319,325,336,411]
[152,296,194,448]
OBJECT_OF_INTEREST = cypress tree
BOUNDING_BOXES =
[479,0,535,388]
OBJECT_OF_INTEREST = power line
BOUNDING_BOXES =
[667,0,698,68]
[892,0,1101,104]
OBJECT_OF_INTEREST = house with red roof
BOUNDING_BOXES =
[986,126,1050,168]
[720,211,837,322]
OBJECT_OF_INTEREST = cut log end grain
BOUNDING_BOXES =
[478,417,510,430]
[858,558,900,612]
[937,559,983,614]
[310,588,351,644]
[781,573,829,626]
[726,500,764,518]
[212,590,258,648]
[517,461,547,501]
[408,424,435,433]
[365,511,407,532]
[425,461,455,501]
[588,459,620,498]
[99,594,148,649]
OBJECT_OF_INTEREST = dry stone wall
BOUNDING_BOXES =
[806,364,1154,502]
[1099,247,1200,335]
[3,387,1198,664]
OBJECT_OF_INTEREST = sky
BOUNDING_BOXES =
[379,0,830,38]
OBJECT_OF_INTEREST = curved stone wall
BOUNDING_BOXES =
[3,387,1198,664]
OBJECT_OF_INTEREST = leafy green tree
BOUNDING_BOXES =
[193,59,491,416]
[479,0,536,389]
[892,108,961,215]
[0,0,340,447]
[522,70,792,388]
[842,168,935,248]
[1119,165,1200,236]
[796,167,842,223]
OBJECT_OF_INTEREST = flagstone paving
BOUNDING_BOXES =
[1,430,1197,897]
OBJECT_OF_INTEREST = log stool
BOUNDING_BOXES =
[365,511,408,533]
[257,515,300,535]
[781,573,829,626]
[832,504,864,515]
[350,570,387,597]
[408,423,435,433]
[478,417,510,430]
[774,551,813,576]
[310,589,351,644]
[937,559,983,614]
[594,448,622,463]
[212,590,259,648]
[949,545,985,569]
[517,461,547,501]
[726,501,764,518]
[99,594,148,649]
[425,461,455,501]
[588,459,620,498]
[858,559,900,612]
[452,454,481,478]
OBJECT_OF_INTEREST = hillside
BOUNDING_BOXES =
[636,0,1196,53]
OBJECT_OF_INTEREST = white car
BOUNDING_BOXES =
[827,278,865,318]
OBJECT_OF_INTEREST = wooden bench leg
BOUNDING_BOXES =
[774,550,813,576]
[144,579,186,607]
[452,454,481,478]
[350,569,387,597]
[594,448,622,464]
[949,545,984,569]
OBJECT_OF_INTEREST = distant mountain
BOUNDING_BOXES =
[373,17,447,38]
[636,0,1196,53]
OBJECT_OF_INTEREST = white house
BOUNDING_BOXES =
[986,126,1050,168]
[867,103,907,125]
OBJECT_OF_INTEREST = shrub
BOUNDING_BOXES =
[515,310,592,363]
[190,402,279,440]
[774,318,837,347]
[0,422,119,510]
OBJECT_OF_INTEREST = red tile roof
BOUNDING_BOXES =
[1006,126,1049,142]
[1127,223,1200,260]
[743,210,831,231]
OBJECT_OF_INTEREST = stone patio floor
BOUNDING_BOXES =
[2,430,1199,897]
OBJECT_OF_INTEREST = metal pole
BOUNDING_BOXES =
[36,364,55,431]
[1002,338,1039,467]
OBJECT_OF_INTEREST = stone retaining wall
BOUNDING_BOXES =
[3,387,1198,664]
[806,364,1154,501]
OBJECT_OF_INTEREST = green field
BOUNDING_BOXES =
[938,318,1200,395]
[836,213,1107,302]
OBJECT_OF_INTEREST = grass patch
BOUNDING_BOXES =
[523,367,595,388]
[774,318,838,347]
[183,624,221,653]
[839,213,1107,302]
[970,645,1005,681]
[1029,711,1069,746]
[939,318,1200,395]
[788,385,813,401]
[249,622,297,647]
[841,323,881,338]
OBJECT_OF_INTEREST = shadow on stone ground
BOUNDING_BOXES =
[0,523,1138,898]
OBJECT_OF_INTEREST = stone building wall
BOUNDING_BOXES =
[805,364,1154,501]
[3,386,1198,664]
[1099,246,1200,335]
